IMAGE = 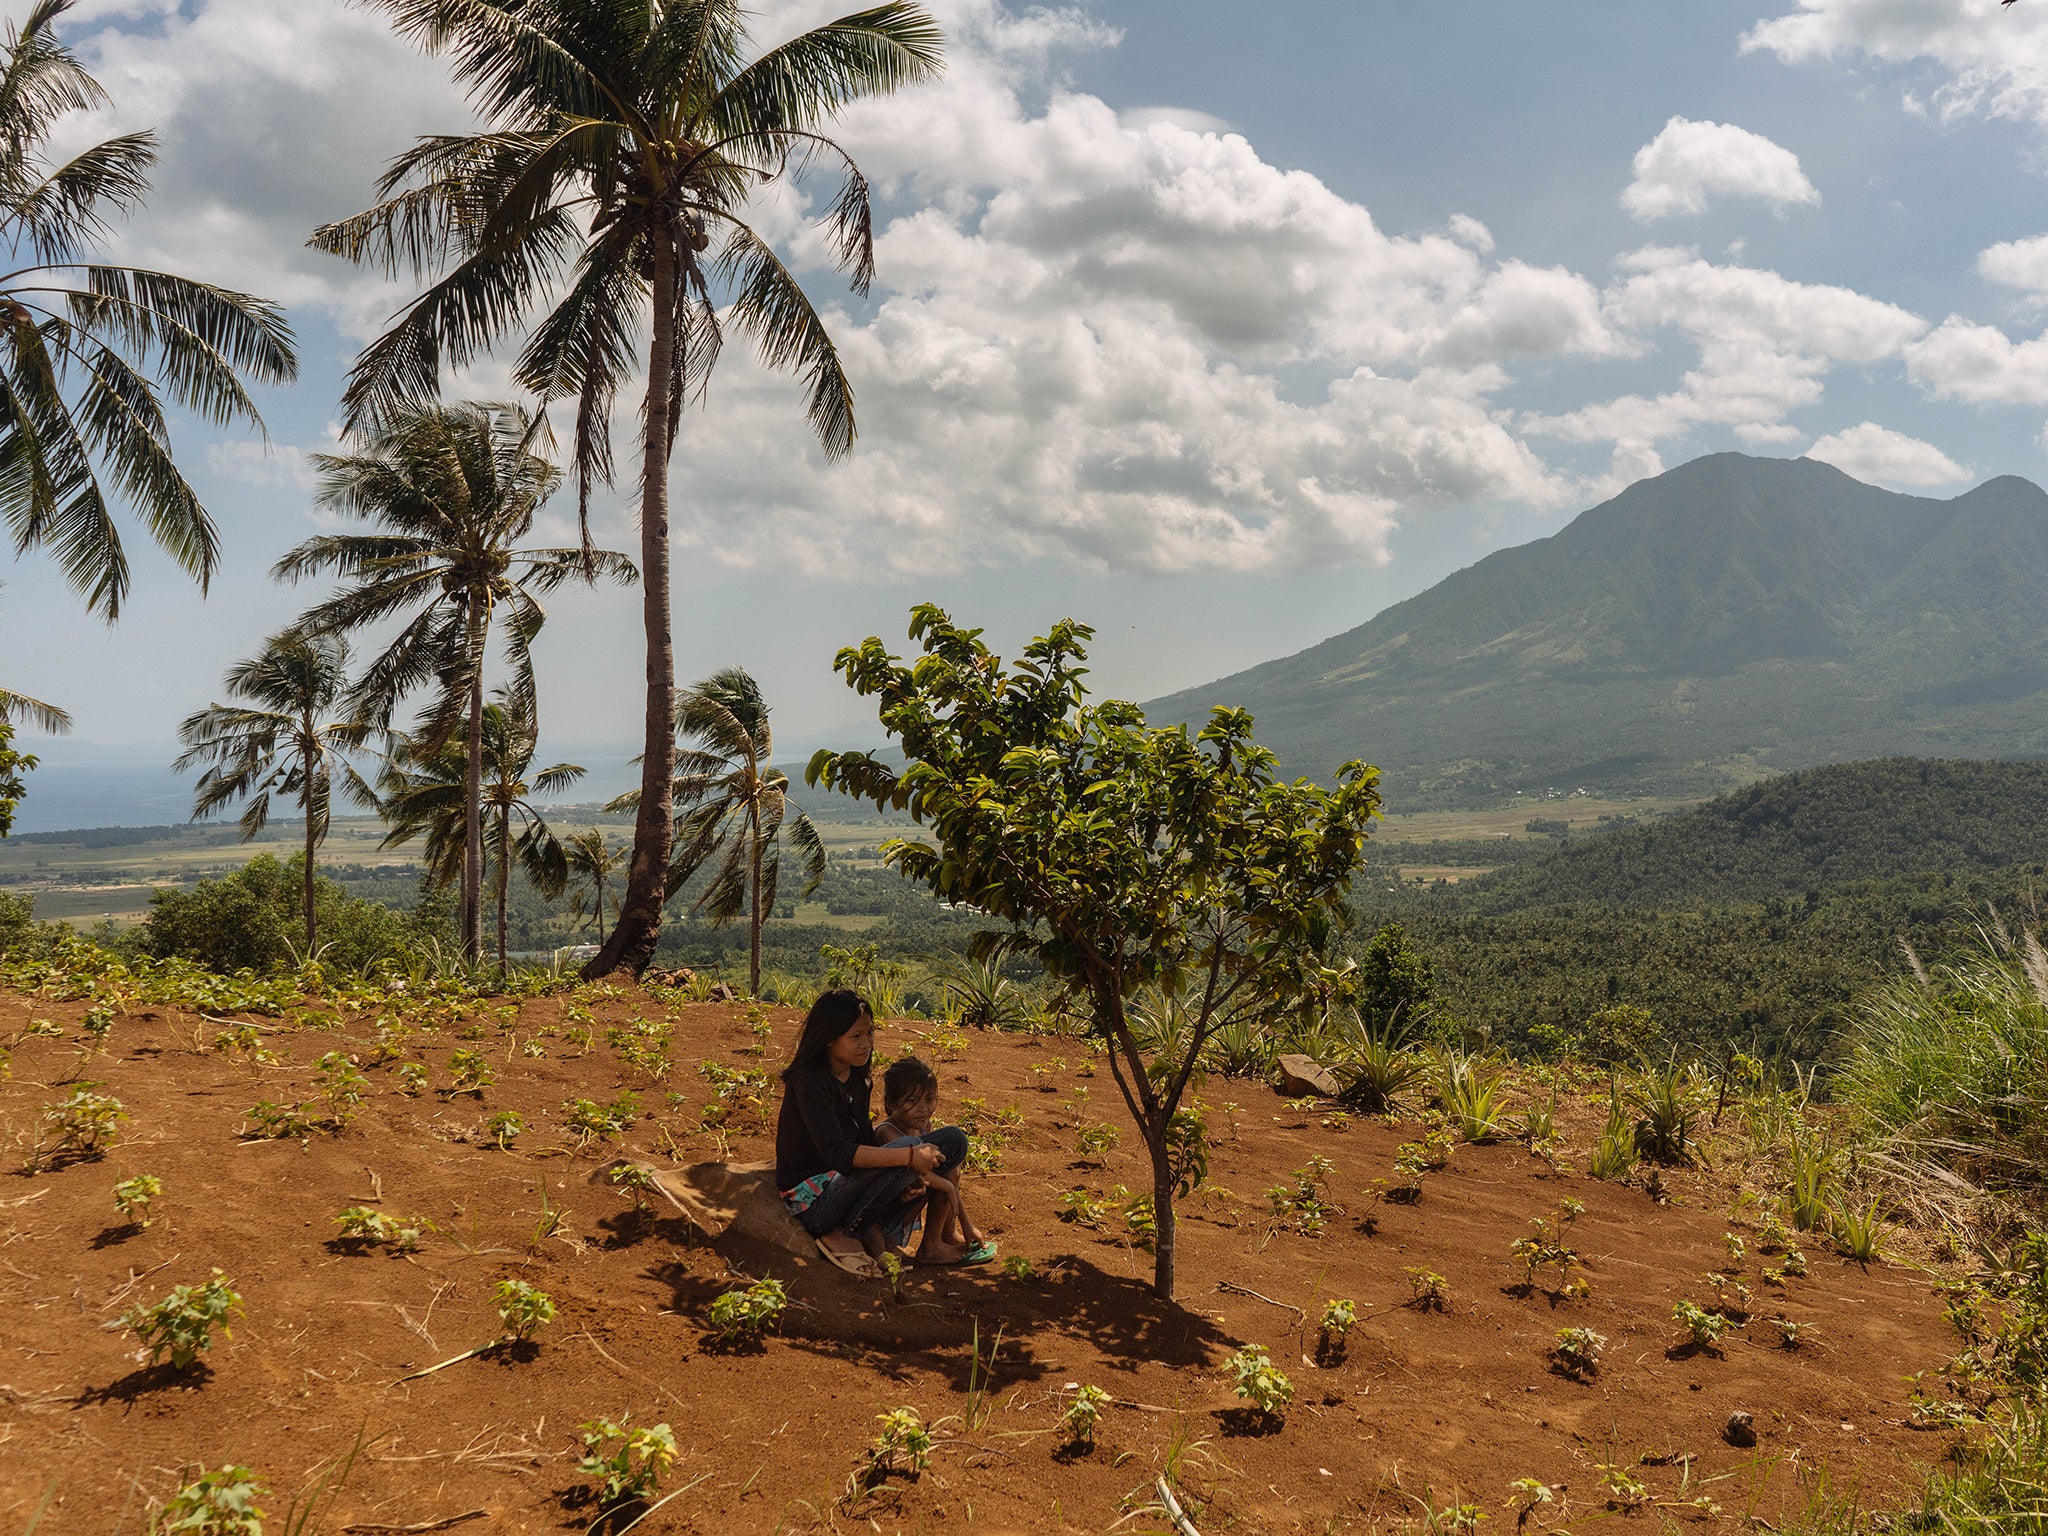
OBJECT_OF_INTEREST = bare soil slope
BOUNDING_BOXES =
[0,986,1956,1534]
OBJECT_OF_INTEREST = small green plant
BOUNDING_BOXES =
[1122,1190,1158,1252]
[1266,1154,1335,1236]
[606,1161,658,1218]
[1318,1297,1356,1361]
[1787,1134,1837,1232]
[706,1278,788,1348]
[120,1270,242,1371]
[485,1110,525,1150]
[1406,1267,1449,1311]
[1831,1193,1892,1263]
[333,1206,426,1252]
[1589,1091,1636,1181]
[877,1250,906,1297]
[447,1047,493,1095]
[1724,1231,1746,1261]
[1001,1253,1035,1282]
[1773,1315,1810,1348]
[1673,1298,1727,1349]
[314,1050,368,1125]
[494,1278,555,1341]
[397,1061,429,1094]
[36,1081,127,1165]
[864,1406,935,1485]
[1058,1187,1105,1227]
[1059,1383,1110,1448]
[1552,1325,1606,1377]
[564,1091,641,1145]
[1075,1123,1121,1161]
[1596,1461,1648,1511]
[1781,1245,1809,1277]
[113,1173,161,1227]
[242,1098,313,1140]
[154,1465,265,1534]
[1226,1344,1294,1418]
[1506,1478,1554,1533]
[578,1413,677,1506]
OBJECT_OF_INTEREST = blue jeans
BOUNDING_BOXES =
[798,1127,969,1246]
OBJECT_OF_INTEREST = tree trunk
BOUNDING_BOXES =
[585,234,678,980]
[748,802,763,998]
[462,620,486,966]
[301,748,317,959]
[496,809,511,975]
[1149,1125,1177,1300]
[594,869,608,946]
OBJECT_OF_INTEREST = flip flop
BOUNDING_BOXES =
[816,1238,881,1279]
[957,1239,999,1266]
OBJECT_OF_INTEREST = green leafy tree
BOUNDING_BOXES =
[141,852,443,976]
[563,828,625,946]
[311,0,943,980]
[0,0,295,620]
[381,694,581,971]
[173,633,378,954]
[275,400,631,964]
[621,666,823,997]
[810,606,1381,1297]
[1356,920,1436,1025]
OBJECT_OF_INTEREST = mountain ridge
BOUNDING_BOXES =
[1146,453,2048,804]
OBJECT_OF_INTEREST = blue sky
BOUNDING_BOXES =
[11,0,2048,794]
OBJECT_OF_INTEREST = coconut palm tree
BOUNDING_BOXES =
[172,633,378,954]
[274,400,633,966]
[0,0,296,620]
[628,666,823,997]
[311,0,942,979]
[381,694,583,972]
[564,828,625,946]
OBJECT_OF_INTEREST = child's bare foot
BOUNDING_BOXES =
[914,1233,965,1265]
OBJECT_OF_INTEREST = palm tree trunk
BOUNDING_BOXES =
[595,868,608,947]
[496,809,510,975]
[462,615,486,967]
[302,743,317,959]
[585,235,679,980]
[748,803,764,999]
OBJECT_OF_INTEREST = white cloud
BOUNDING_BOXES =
[1905,315,2048,402]
[1622,117,1820,221]
[1527,247,1926,448]
[1804,421,1972,486]
[205,440,318,492]
[1743,0,2048,126]
[1980,233,2048,293]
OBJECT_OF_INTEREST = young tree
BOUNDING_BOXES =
[173,633,379,954]
[646,666,824,997]
[0,0,296,620]
[311,0,943,979]
[275,401,632,964]
[564,829,625,946]
[809,607,1382,1298]
[381,695,582,972]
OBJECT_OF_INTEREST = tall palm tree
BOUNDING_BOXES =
[274,400,633,966]
[0,0,295,620]
[564,828,625,946]
[311,0,943,979]
[638,666,824,997]
[382,694,583,972]
[172,633,377,954]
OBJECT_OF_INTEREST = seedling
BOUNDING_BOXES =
[1673,1298,1727,1349]
[1406,1267,1449,1311]
[1226,1344,1294,1418]
[1552,1326,1607,1378]
[861,1407,935,1487]
[1773,1316,1810,1349]
[1058,1188,1106,1227]
[606,1162,657,1218]
[564,1092,640,1145]
[1831,1194,1893,1264]
[485,1110,525,1150]
[707,1278,788,1348]
[1267,1155,1335,1236]
[1596,1461,1648,1511]
[212,1022,276,1065]
[397,1061,429,1095]
[1781,1246,1809,1277]
[495,1278,555,1341]
[447,1047,493,1095]
[156,1465,265,1535]
[243,1098,313,1140]
[1724,1231,1746,1261]
[1076,1123,1121,1162]
[333,1206,427,1252]
[119,1269,241,1371]
[878,1251,906,1298]
[1507,1478,1554,1533]
[1059,1383,1110,1448]
[1001,1254,1034,1282]
[578,1413,677,1506]
[1318,1297,1356,1362]
[113,1173,161,1227]
[1123,1191,1158,1252]
[314,1051,367,1125]
[34,1082,126,1166]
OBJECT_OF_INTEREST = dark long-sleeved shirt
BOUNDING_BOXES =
[775,1061,875,1191]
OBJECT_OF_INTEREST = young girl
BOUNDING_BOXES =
[876,1056,995,1264]
[773,990,972,1275]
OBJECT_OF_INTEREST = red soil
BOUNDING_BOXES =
[0,986,1958,1535]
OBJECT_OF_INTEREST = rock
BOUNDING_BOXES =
[1724,1410,1757,1447]
[645,966,696,988]
[706,981,739,1003]
[1275,1053,1340,1099]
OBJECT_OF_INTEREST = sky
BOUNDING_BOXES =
[13,0,2048,795]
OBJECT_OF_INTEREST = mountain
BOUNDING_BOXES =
[1146,454,2048,805]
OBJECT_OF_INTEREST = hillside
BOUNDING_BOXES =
[1148,454,2048,804]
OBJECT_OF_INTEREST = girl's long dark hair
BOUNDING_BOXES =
[783,988,871,1082]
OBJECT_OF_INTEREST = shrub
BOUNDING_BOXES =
[1059,1383,1110,1448]
[578,1414,676,1506]
[242,1099,313,1140]
[1439,1051,1515,1143]
[494,1279,555,1341]
[563,1092,640,1144]
[36,1081,126,1165]
[1329,1008,1427,1113]
[1832,1193,1893,1263]
[314,1051,367,1126]
[113,1173,161,1226]
[1629,1055,1698,1163]
[155,1465,265,1535]
[1226,1345,1293,1417]
[706,1279,787,1348]
[448,1048,493,1094]
[120,1270,242,1371]
[1589,1093,1637,1181]
[1552,1326,1606,1377]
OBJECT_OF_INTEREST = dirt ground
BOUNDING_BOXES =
[0,985,1960,1535]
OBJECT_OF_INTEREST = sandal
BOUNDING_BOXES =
[816,1237,881,1279]
[957,1239,999,1266]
